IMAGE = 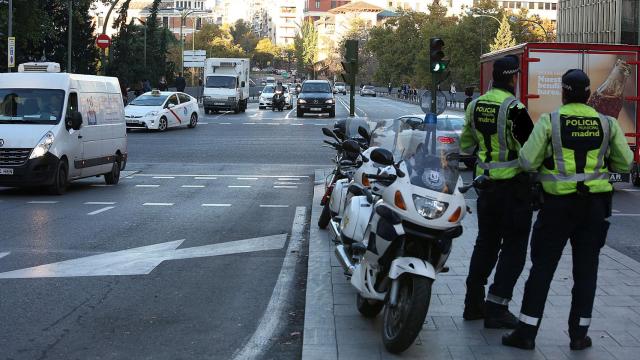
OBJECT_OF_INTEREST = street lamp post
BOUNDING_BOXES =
[178,8,197,73]
[509,16,550,42]
[68,0,72,72]
[466,9,501,55]
[8,0,12,72]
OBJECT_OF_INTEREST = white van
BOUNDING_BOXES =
[0,62,127,194]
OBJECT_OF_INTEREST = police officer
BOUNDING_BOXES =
[503,69,634,350]
[460,55,534,329]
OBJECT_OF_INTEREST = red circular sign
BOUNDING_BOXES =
[96,34,111,49]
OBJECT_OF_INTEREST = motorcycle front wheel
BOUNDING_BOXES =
[318,202,331,229]
[382,276,432,354]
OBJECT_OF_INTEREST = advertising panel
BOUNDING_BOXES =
[526,50,582,123]
[585,52,638,140]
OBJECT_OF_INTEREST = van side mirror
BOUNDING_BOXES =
[66,111,83,131]
[167,103,175,109]
[357,126,370,142]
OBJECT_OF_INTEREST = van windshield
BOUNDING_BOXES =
[206,76,236,89]
[0,89,65,124]
[129,94,169,106]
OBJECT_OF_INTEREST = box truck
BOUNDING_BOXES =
[480,43,640,186]
[202,58,250,114]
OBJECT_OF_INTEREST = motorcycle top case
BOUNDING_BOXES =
[329,179,349,215]
[340,195,373,243]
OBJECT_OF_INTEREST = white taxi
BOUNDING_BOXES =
[125,90,199,131]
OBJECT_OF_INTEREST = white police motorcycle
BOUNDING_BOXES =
[331,119,467,353]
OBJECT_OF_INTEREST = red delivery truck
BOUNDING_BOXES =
[480,43,640,186]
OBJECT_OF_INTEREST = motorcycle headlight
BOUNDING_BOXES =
[29,131,55,159]
[145,111,159,117]
[412,195,448,220]
[325,99,334,104]
[298,98,307,104]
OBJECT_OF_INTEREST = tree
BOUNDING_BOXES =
[253,38,278,67]
[294,20,318,78]
[490,15,517,52]
[230,19,259,53]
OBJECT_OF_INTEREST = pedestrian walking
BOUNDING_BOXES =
[143,79,151,93]
[460,55,535,329]
[175,72,186,92]
[450,82,457,106]
[133,80,143,97]
[413,88,418,102]
[388,82,392,95]
[463,86,474,110]
[502,69,634,351]
[158,76,168,91]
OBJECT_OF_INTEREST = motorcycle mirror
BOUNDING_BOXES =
[333,128,346,140]
[342,140,361,153]
[322,127,341,142]
[357,126,370,142]
[370,148,394,166]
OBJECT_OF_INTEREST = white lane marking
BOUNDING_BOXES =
[314,123,325,126]
[181,185,206,188]
[250,113,258,118]
[213,111,232,119]
[621,189,640,192]
[84,202,116,205]
[237,177,258,180]
[274,185,298,189]
[153,176,175,179]
[612,213,640,217]
[0,235,287,279]
[219,122,232,125]
[228,185,251,188]
[199,122,209,125]
[195,177,218,180]
[27,201,58,204]
[142,203,174,206]
[232,207,306,360]
[259,205,289,208]
[284,107,295,119]
[87,206,115,216]
[91,184,113,187]
[0,252,9,260]
[290,123,303,126]
[201,203,232,207]
[136,184,160,188]
[244,122,257,125]
[612,209,620,213]
[277,178,300,181]
[135,174,309,178]
[274,182,301,185]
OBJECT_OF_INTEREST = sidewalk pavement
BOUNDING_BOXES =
[303,169,640,360]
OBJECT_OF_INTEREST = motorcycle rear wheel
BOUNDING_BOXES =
[382,276,432,354]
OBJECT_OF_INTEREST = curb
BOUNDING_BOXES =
[302,169,338,360]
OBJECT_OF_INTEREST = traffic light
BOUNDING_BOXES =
[341,39,358,86]
[429,38,447,73]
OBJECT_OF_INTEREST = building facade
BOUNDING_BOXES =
[268,0,306,46]
[557,0,639,45]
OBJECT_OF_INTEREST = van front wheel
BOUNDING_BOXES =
[48,160,68,195]
[104,159,121,185]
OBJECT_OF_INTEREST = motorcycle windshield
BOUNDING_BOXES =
[390,119,460,195]
[344,118,370,139]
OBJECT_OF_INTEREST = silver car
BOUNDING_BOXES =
[360,85,376,97]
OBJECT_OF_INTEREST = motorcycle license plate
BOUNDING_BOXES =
[311,107,321,111]
[0,168,14,175]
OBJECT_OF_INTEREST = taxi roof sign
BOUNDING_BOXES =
[151,89,161,96]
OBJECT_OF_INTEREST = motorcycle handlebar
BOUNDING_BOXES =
[367,174,397,182]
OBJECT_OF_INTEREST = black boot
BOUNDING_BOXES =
[502,330,535,350]
[484,301,518,329]
[463,301,485,320]
[463,287,485,320]
[570,336,592,350]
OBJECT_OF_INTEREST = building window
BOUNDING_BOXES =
[529,1,534,9]
[316,0,320,8]
[98,16,104,27]
[196,17,202,29]
[163,16,169,28]
[538,2,543,9]
[515,1,521,8]
[551,2,556,10]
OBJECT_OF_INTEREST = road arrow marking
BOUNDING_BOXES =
[0,252,9,260]
[0,234,287,279]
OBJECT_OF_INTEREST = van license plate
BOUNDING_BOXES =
[0,168,14,175]
[215,102,225,105]
[311,107,321,111]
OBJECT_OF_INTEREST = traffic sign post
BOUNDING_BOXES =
[8,37,15,69]
[183,50,206,68]
[96,34,111,49]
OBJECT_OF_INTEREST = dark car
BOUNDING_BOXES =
[297,80,335,118]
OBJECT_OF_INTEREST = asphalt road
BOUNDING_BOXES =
[0,93,638,360]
